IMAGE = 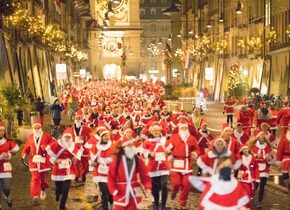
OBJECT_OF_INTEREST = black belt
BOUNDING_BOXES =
[283,152,290,155]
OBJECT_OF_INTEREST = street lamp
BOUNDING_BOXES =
[218,14,224,23]
[206,22,212,28]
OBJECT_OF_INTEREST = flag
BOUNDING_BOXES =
[54,0,61,15]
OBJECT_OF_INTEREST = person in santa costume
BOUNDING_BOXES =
[232,123,250,145]
[276,123,290,208]
[189,157,250,210]
[269,103,278,137]
[277,101,290,135]
[171,103,182,121]
[21,121,54,205]
[88,107,101,128]
[220,126,241,158]
[237,145,260,207]
[0,121,19,208]
[100,106,113,129]
[89,129,114,210]
[64,112,92,185]
[248,132,273,208]
[191,108,205,129]
[107,136,152,210]
[151,94,165,110]
[256,102,272,128]
[110,107,127,134]
[196,122,214,175]
[236,103,254,136]
[138,107,153,129]
[223,96,236,128]
[142,124,169,210]
[197,138,238,176]
[254,122,275,145]
[165,120,201,209]
[45,131,83,210]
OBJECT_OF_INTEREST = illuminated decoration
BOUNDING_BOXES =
[175,48,185,62]
[27,16,45,37]
[42,24,63,49]
[212,38,228,55]
[228,64,248,97]
[103,38,123,57]
[237,39,246,48]
[205,67,214,80]
[147,40,159,56]
[79,69,86,79]
[189,34,211,59]
[286,24,290,38]
[267,27,278,43]
[103,63,121,80]
[9,8,29,27]
[66,45,88,63]
[247,35,262,49]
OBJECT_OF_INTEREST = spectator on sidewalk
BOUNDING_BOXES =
[35,97,45,126]
[50,99,65,126]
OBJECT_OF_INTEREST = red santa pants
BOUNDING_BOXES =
[170,171,192,207]
[113,198,137,210]
[30,171,49,198]
[241,182,256,207]
[74,156,89,180]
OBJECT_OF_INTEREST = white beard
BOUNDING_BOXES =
[124,146,136,159]
[286,131,290,141]
[33,130,43,138]
[179,130,190,141]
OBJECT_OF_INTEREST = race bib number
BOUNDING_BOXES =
[155,152,166,162]
[237,170,244,179]
[32,155,46,163]
[173,159,185,168]
[58,160,70,169]
[3,162,12,171]
[75,136,84,144]
[98,164,109,175]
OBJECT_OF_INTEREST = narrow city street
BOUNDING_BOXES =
[7,102,288,210]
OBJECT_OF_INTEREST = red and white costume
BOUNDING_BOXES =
[142,136,169,177]
[251,141,273,177]
[0,137,19,178]
[89,140,113,183]
[22,132,54,198]
[232,130,249,145]
[277,107,290,134]
[166,130,200,207]
[276,131,290,174]
[46,139,83,181]
[236,108,254,136]
[107,156,151,209]
[196,129,214,155]
[189,175,249,210]
[224,99,235,115]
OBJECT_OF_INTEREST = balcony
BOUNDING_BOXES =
[270,41,290,51]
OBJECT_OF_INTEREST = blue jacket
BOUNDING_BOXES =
[50,104,64,120]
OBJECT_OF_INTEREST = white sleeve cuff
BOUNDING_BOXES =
[112,190,118,196]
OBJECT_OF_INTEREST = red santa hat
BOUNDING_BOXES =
[32,120,42,128]
[62,129,72,138]
[178,119,188,129]
[283,101,289,106]
[260,101,265,106]
[200,121,208,127]
[260,122,269,128]
[75,110,83,117]
[149,123,162,133]
[99,129,110,137]
[96,122,108,132]
[0,121,5,129]
[221,123,231,134]
[213,138,226,147]
[239,144,249,153]
[236,122,243,127]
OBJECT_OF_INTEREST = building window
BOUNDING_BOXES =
[140,8,145,16]
[150,8,156,15]
[162,25,167,31]
[151,24,156,31]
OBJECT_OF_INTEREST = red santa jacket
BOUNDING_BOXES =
[166,133,201,174]
[276,132,290,168]
[131,110,142,128]
[89,140,113,183]
[100,113,113,129]
[196,129,214,155]
[160,113,173,125]
[84,134,100,150]
[250,141,273,177]
[189,175,249,210]
[0,138,19,178]
[65,125,92,156]
[254,130,275,144]
[269,109,278,130]
[237,109,254,127]
[224,99,235,115]
[110,115,126,131]
[46,140,83,181]
[107,156,151,208]
[22,132,54,172]
[142,136,169,177]
[152,98,165,109]
[197,150,239,175]
[138,115,152,127]
[232,131,249,145]
[238,154,260,183]
[277,107,290,128]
